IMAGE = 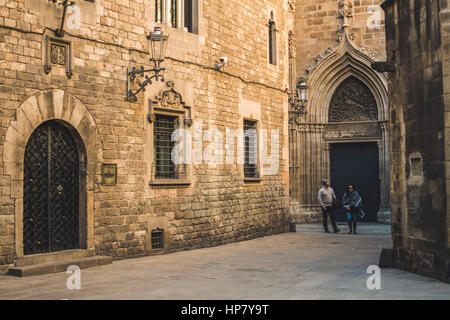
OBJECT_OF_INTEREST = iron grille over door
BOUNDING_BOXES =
[23,121,80,255]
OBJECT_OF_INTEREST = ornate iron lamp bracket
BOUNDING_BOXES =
[126,63,166,103]
[288,92,307,125]
[49,0,76,38]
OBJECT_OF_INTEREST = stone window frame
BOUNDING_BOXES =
[154,0,199,34]
[43,33,73,79]
[148,82,193,187]
[146,216,170,253]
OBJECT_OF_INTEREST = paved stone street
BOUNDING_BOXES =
[0,223,449,300]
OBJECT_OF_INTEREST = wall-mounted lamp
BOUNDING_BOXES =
[289,77,308,124]
[48,0,75,37]
[126,27,169,102]
[297,78,307,103]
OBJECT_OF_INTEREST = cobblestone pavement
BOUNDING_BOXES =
[0,223,449,300]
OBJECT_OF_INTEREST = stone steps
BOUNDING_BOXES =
[8,256,112,277]
[14,249,95,267]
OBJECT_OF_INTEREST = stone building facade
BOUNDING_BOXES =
[0,0,292,273]
[289,0,391,223]
[379,0,450,283]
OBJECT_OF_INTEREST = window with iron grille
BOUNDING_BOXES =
[244,120,259,178]
[151,229,164,249]
[154,114,177,179]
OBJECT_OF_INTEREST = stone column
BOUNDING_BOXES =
[323,140,331,185]
[165,0,170,26]
[177,0,182,29]
[180,0,185,30]
[378,121,391,222]
[299,124,307,207]
[304,124,324,212]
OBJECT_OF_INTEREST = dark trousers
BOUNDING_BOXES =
[322,206,338,232]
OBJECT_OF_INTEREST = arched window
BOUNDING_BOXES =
[268,12,277,65]
[329,77,378,122]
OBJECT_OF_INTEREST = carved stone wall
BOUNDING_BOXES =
[294,0,386,80]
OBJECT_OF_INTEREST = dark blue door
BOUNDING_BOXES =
[330,142,380,222]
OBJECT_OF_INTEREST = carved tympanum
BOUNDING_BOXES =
[329,77,378,122]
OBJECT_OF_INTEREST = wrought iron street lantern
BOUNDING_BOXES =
[127,27,169,102]
[289,77,308,124]
[297,78,307,103]
[148,27,168,67]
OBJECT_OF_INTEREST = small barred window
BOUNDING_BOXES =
[151,229,164,249]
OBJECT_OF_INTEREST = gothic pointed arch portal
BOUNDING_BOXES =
[289,34,390,223]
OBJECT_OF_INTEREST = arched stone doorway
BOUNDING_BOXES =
[289,34,390,223]
[23,121,82,255]
[3,89,102,258]
[327,76,381,222]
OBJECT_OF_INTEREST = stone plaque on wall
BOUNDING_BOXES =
[101,164,117,186]
[324,122,381,140]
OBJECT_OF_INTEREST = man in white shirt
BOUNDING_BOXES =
[318,179,340,233]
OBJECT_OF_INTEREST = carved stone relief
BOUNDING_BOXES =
[325,122,381,140]
[305,47,336,75]
[338,0,353,20]
[288,31,295,59]
[43,34,73,78]
[329,77,378,122]
[288,0,295,12]
[148,81,193,127]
